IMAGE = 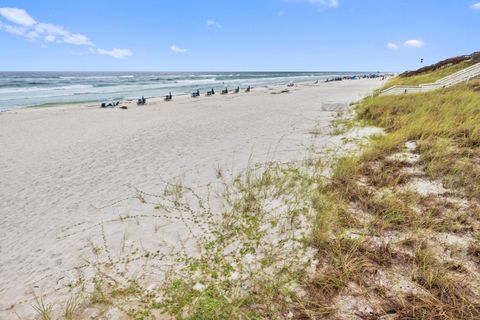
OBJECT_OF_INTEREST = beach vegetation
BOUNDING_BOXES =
[32,293,52,320]
[382,52,480,90]
[382,60,474,90]
[34,60,480,319]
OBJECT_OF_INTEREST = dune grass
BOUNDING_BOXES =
[381,60,475,90]
[310,77,480,318]
[32,294,52,320]
[283,75,480,319]
[358,78,480,199]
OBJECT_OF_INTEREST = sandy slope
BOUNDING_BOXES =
[0,79,382,318]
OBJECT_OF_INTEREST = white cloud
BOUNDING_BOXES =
[471,2,480,10]
[25,30,39,40]
[278,10,286,16]
[0,22,26,36]
[290,0,339,8]
[170,45,187,53]
[404,39,425,48]
[387,42,399,49]
[34,23,94,46]
[62,32,93,46]
[0,7,132,59]
[97,48,133,59]
[44,34,56,42]
[206,20,221,28]
[0,11,95,47]
[0,7,36,26]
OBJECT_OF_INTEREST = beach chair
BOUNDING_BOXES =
[191,89,200,98]
[102,102,115,108]
[137,96,146,105]
[206,91,212,96]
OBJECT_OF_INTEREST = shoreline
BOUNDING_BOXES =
[0,74,390,113]
[1,83,275,114]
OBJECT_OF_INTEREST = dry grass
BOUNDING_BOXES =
[358,79,480,199]
[292,75,480,319]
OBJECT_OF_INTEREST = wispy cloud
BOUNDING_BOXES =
[170,45,187,53]
[289,0,339,8]
[0,7,36,26]
[277,10,286,16]
[33,22,94,46]
[387,42,399,49]
[0,7,132,59]
[404,39,425,48]
[97,48,133,59]
[471,2,480,10]
[206,20,221,28]
[0,21,25,36]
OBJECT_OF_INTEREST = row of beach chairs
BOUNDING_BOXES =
[164,86,252,101]
[202,86,251,96]
[101,101,120,108]
[100,101,128,109]
[102,85,252,108]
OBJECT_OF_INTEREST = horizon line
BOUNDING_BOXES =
[0,70,396,73]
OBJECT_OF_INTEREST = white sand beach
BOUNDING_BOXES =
[0,79,382,318]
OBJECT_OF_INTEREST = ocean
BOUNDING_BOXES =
[0,71,370,111]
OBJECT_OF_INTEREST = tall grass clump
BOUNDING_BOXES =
[32,294,52,320]
[357,79,480,198]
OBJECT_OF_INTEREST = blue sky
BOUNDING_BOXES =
[0,0,479,72]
